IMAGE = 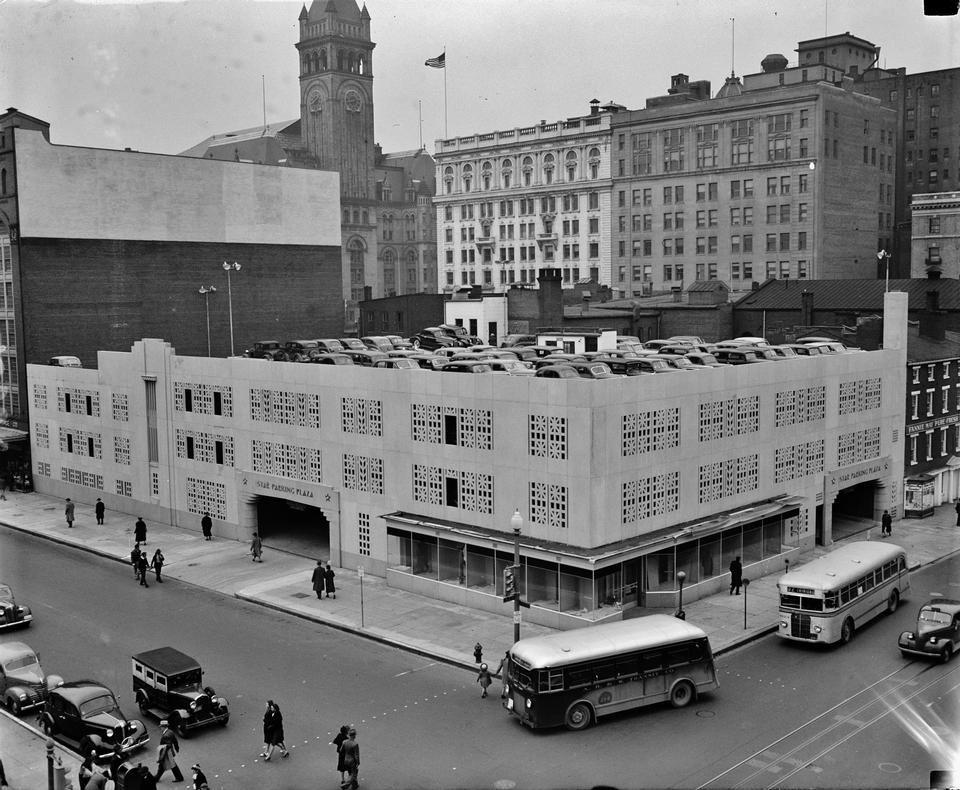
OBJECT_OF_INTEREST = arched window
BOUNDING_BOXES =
[501,158,513,189]
[343,209,351,224]
[543,153,555,185]
[353,210,360,225]
[337,50,344,71]
[362,210,368,224]
[0,169,5,195]
[383,249,396,295]
[462,163,473,193]
[319,50,328,70]
[406,250,418,288]
[565,150,578,182]
[522,156,533,187]
[349,239,366,301]
[347,52,356,73]
[588,147,600,179]
[444,166,454,195]
[481,161,492,190]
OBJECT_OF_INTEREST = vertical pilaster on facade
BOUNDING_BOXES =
[883,291,909,350]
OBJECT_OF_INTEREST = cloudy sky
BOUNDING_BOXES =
[1,0,956,158]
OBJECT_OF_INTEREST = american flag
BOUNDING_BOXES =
[424,52,445,69]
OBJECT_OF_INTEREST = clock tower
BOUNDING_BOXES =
[297,0,376,201]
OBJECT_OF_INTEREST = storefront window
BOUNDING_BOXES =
[596,565,622,607]
[559,567,593,612]
[387,529,412,570]
[700,536,721,579]
[762,515,783,558]
[676,542,699,585]
[411,533,437,578]
[721,527,741,569]
[527,557,559,608]
[742,523,763,564]
[646,550,675,592]
[466,545,495,591]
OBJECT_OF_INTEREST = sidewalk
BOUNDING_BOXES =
[1,490,957,786]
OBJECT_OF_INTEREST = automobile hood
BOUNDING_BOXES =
[917,621,950,638]
[85,711,127,730]
[6,667,44,685]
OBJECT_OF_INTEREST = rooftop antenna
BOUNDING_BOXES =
[824,0,828,39]
[730,17,735,77]
[261,74,267,135]
[419,99,423,150]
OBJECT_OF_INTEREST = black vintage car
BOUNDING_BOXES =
[0,641,63,715]
[132,647,229,736]
[40,680,149,760]
[0,583,32,631]
[899,598,960,662]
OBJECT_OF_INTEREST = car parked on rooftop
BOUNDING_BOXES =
[0,641,62,716]
[48,356,82,368]
[310,353,354,365]
[411,327,458,351]
[314,339,345,354]
[498,346,539,363]
[713,348,770,365]
[783,343,823,357]
[41,681,149,762]
[533,353,588,370]
[373,358,422,370]
[667,335,706,345]
[593,357,662,376]
[384,335,413,350]
[567,361,618,379]
[642,339,675,351]
[500,334,537,348]
[650,353,705,372]
[283,340,321,362]
[684,351,723,368]
[338,337,367,351]
[767,345,799,359]
[244,340,284,360]
[485,359,535,375]
[438,323,483,346]
[339,349,389,367]
[360,336,395,353]
[437,360,494,374]
[534,364,581,379]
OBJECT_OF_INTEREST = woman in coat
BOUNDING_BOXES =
[151,548,165,583]
[332,724,350,783]
[311,561,325,599]
[324,562,336,599]
[261,700,289,760]
[250,532,263,562]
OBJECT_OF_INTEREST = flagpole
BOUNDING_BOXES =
[443,48,448,138]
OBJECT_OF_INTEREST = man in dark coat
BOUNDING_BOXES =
[340,727,359,789]
[134,517,147,545]
[311,561,325,599]
[201,513,213,540]
[324,563,336,599]
[881,509,892,537]
[137,551,150,587]
[154,721,184,782]
[955,498,960,526]
[131,543,142,580]
[65,498,75,528]
[729,556,743,595]
[95,498,105,525]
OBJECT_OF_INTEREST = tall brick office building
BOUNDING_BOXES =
[0,109,343,426]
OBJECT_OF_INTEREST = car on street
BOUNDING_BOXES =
[132,647,229,736]
[898,598,960,662]
[40,680,149,761]
[410,327,458,351]
[0,641,63,715]
[0,583,32,630]
[244,340,285,360]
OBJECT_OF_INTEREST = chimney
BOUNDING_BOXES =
[537,268,563,327]
[800,290,814,327]
[671,287,683,303]
[920,289,946,340]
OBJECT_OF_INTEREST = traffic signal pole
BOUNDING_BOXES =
[513,516,521,644]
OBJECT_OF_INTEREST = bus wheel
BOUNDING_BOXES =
[840,618,855,645]
[887,589,899,614]
[564,702,592,731]
[941,645,953,664]
[670,680,695,708]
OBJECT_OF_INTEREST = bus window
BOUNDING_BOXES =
[539,669,563,693]
[593,662,616,683]
[566,665,592,689]
[824,591,838,609]
[615,656,639,679]
[639,650,664,673]
[861,573,874,592]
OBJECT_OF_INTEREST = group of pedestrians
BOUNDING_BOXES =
[260,700,290,761]
[311,560,337,599]
[130,542,165,587]
[64,497,106,527]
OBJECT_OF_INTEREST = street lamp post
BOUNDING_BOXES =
[198,286,216,357]
[675,570,686,620]
[511,509,523,643]
[877,250,892,293]
[743,577,751,629]
[222,261,241,356]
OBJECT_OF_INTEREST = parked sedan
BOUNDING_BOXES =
[567,361,618,379]
[310,353,355,365]
[339,349,389,367]
[244,340,284,360]
[485,359,535,376]
[0,641,63,715]
[0,583,32,631]
[339,337,367,352]
[361,336,395,353]
[283,340,321,362]
[411,327,458,351]
[684,352,723,368]
[534,364,581,379]
[500,334,537,348]
[41,681,149,761]
[384,335,413,350]
[314,339,345,354]
[373,358,422,370]
[437,360,493,374]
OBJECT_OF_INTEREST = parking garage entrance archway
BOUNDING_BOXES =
[237,472,340,563]
[823,457,893,546]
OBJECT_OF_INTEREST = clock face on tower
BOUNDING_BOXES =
[344,89,363,113]
[308,88,323,112]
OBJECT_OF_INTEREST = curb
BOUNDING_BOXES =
[0,706,83,762]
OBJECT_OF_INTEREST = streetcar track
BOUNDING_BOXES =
[695,659,950,789]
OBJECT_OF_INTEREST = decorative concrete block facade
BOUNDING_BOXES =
[27,294,908,628]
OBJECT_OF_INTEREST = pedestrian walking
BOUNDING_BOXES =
[473,641,483,664]
[154,720,184,783]
[477,663,492,698]
[151,548,165,583]
[109,744,125,783]
[191,763,210,790]
[129,761,158,790]
[137,551,150,588]
[65,498,75,528]
[250,532,263,562]
[260,700,289,760]
[95,498,105,525]
[729,556,743,595]
[0,755,6,788]
[495,651,510,699]
[324,562,336,599]
[332,724,350,785]
[135,516,148,545]
[201,513,213,540]
[339,727,359,790]
[78,750,97,790]
[131,542,142,579]
[311,560,325,599]
[881,509,892,538]
[955,497,960,526]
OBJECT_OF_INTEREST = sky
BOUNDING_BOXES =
[1,0,957,158]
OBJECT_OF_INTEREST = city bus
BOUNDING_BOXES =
[503,615,718,731]
[777,540,909,646]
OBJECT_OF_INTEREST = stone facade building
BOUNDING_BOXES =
[910,191,960,279]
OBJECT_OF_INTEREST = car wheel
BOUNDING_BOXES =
[670,680,695,708]
[564,701,592,731]
[900,649,911,659]
[41,718,55,736]
[219,713,229,727]
[887,589,899,614]
[7,697,21,716]
[137,695,150,716]
[941,645,954,664]
[840,618,855,645]
[411,338,421,349]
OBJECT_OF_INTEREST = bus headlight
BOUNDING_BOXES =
[779,620,788,628]
[505,698,514,711]
[525,698,532,709]
[813,625,822,633]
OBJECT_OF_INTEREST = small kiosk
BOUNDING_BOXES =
[903,474,936,518]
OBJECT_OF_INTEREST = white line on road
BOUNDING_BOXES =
[393,662,438,677]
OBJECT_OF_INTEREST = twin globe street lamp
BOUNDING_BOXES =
[222,261,242,356]
[198,286,216,357]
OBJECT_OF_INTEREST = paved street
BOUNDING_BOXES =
[0,491,957,789]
